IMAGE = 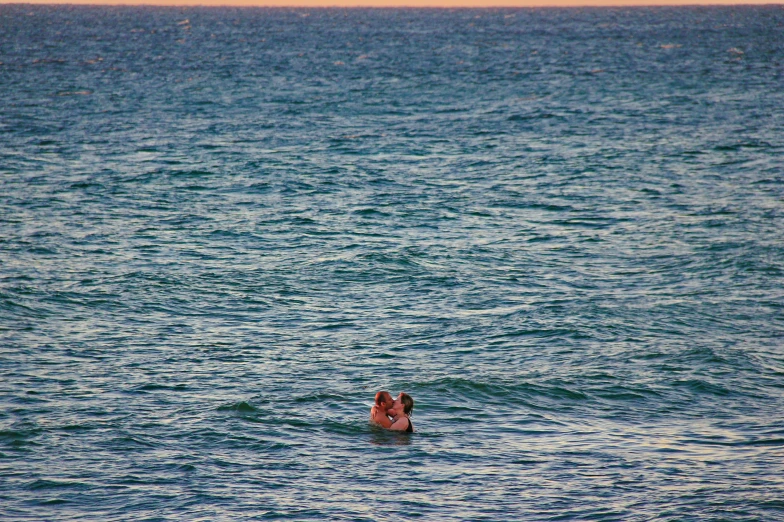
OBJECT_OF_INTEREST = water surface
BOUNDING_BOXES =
[1,5,784,520]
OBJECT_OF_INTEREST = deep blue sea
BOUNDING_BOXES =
[2,4,784,520]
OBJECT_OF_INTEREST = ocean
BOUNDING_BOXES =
[1,4,783,520]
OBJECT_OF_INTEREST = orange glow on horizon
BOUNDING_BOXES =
[2,0,780,6]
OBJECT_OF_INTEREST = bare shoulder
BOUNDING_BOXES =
[371,408,392,428]
[389,416,411,432]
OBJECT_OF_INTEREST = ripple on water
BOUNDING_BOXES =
[2,4,784,521]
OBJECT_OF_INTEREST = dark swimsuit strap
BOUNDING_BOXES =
[406,417,413,433]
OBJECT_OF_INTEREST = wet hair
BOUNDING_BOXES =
[399,393,414,415]
[375,390,392,407]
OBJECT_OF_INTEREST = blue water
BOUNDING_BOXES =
[2,4,784,520]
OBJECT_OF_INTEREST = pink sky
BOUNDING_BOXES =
[2,0,779,6]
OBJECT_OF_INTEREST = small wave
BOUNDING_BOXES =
[679,346,732,365]
[0,428,42,442]
[353,207,392,217]
[38,498,70,505]
[58,424,97,432]
[714,140,773,151]
[218,401,257,413]
[171,169,213,178]
[105,436,156,448]
[313,321,356,331]
[294,392,343,404]
[735,438,784,447]
[525,202,574,212]
[507,112,558,121]
[135,383,188,392]
[416,377,589,403]
[56,90,91,96]
[594,385,662,402]
[546,218,615,229]
[69,180,104,190]
[685,437,784,447]
[672,379,732,397]
[26,479,88,491]
[322,419,378,437]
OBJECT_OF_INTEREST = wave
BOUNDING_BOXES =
[217,400,257,413]
[412,376,590,404]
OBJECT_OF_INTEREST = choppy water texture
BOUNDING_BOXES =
[2,4,784,520]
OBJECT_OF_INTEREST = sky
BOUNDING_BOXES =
[3,0,780,6]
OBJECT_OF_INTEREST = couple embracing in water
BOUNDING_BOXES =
[370,391,414,433]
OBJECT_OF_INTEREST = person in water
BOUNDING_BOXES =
[370,390,394,428]
[388,392,414,433]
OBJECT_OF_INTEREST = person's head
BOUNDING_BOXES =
[391,392,414,416]
[375,391,393,410]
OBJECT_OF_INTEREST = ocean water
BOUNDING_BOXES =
[2,4,784,520]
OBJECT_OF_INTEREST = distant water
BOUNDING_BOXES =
[2,4,783,520]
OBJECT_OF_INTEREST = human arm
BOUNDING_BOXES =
[371,406,393,428]
[388,415,410,431]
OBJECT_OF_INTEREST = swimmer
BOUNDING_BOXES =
[370,390,394,428]
[388,392,414,433]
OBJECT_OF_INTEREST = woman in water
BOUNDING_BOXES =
[388,392,414,433]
